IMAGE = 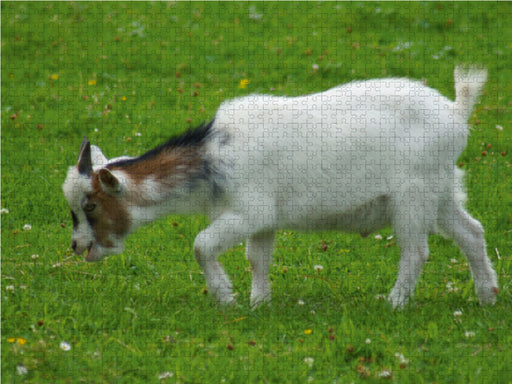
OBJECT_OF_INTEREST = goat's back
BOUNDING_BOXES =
[206,78,471,229]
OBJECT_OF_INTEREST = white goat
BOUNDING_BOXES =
[63,67,498,308]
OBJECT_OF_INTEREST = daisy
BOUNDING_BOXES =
[60,341,71,351]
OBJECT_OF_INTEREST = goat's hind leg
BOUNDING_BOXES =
[438,199,498,305]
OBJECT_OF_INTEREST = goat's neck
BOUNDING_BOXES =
[110,148,217,231]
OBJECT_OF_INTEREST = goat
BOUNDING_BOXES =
[62,67,498,308]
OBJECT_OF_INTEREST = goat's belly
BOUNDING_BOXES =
[279,195,391,233]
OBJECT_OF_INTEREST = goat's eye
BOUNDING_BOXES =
[84,203,97,214]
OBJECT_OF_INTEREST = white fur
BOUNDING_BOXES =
[194,67,497,308]
[62,167,95,254]
[64,67,498,308]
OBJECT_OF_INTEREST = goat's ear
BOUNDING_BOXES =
[77,136,93,176]
[91,145,108,168]
[98,169,122,195]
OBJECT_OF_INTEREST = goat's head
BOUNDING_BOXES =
[62,137,130,262]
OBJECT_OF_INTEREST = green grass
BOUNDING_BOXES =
[2,2,512,383]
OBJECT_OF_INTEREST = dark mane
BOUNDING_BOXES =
[107,119,215,168]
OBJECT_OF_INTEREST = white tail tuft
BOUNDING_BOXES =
[454,66,487,120]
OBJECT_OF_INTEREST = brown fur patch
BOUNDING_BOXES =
[87,174,130,248]
[109,147,202,185]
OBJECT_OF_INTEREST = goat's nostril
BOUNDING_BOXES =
[72,241,77,251]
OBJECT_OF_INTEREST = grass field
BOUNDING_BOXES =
[2,2,512,383]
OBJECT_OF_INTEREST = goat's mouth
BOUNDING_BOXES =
[84,241,123,262]
[85,242,101,262]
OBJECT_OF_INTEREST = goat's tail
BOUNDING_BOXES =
[454,66,487,121]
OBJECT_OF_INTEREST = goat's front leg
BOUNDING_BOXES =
[246,232,275,308]
[388,234,429,309]
[193,212,253,305]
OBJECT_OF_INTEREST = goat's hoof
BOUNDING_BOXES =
[477,286,498,306]
[221,293,238,306]
[387,291,409,310]
[474,280,498,305]
[210,290,237,307]
[250,298,271,310]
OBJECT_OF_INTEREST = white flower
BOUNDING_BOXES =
[312,64,319,73]
[31,254,39,260]
[496,124,503,131]
[386,235,394,240]
[393,41,413,52]
[6,285,14,292]
[374,234,383,240]
[158,371,174,380]
[1,208,9,214]
[248,6,263,21]
[464,331,475,339]
[314,264,324,272]
[16,364,28,376]
[303,357,314,368]
[23,224,32,231]
[394,353,409,365]
[450,258,458,264]
[365,338,371,344]
[60,341,71,351]
[453,310,463,317]
[297,299,305,306]
[446,281,458,292]
[378,369,392,378]
[135,132,142,136]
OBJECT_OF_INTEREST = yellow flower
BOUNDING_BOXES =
[50,74,59,80]
[88,79,97,86]
[238,79,250,89]
[121,96,127,101]
[7,337,27,345]
[304,329,313,335]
